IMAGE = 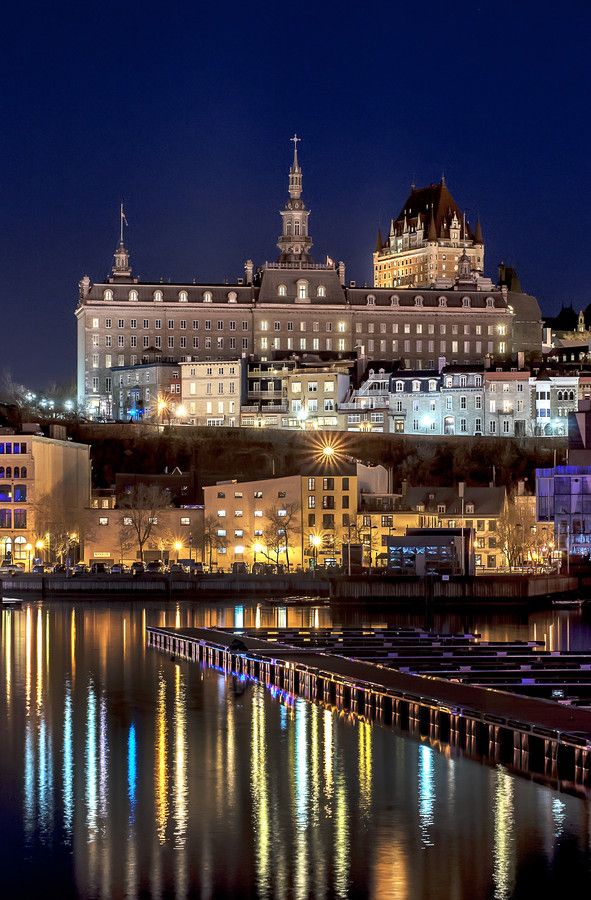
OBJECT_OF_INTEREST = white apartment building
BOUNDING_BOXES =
[181,360,245,426]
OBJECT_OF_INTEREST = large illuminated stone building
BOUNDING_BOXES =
[76,141,542,417]
[373,178,484,288]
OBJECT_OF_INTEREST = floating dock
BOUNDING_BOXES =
[146,624,591,794]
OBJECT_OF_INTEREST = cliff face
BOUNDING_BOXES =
[66,424,562,500]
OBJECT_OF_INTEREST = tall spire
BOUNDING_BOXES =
[111,202,132,279]
[277,135,313,264]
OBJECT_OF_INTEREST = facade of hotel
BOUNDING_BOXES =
[373,178,484,288]
[76,142,543,417]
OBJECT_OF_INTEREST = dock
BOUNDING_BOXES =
[147,624,591,795]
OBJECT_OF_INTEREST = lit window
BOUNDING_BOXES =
[203,291,213,303]
[99,517,108,526]
[278,284,287,297]
[179,290,188,303]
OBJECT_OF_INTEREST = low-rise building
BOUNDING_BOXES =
[484,369,532,437]
[202,462,387,569]
[82,505,204,566]
[285,367,349,430]
[181,359,244,426]
[440,365,485,436]
[112,357,182,420]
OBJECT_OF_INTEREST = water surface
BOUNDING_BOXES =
[2,600,591,898]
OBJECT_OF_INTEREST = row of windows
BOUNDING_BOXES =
[0,510,26,528]
[91,317,505,336]
[99,515,193,526]
[0,485,27,502]
[102,289,240,304]
[0,467,27,478]
[0,443,27,454]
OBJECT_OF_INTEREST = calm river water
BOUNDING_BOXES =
[2,599,591,899]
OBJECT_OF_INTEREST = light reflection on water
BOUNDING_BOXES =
[1,600,591,898]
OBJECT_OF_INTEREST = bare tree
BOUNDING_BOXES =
[34,488,85,563]
[264,502,301,571]
[497,498,538,570]
[116,519,137,563]
[118,485,170,561]
[202,514,227,571]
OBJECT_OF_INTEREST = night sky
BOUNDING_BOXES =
[2,0,590,386]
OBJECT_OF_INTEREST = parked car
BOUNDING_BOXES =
[110,563,128,575]
[169,562,189,575]
[72,563,88,576]
[52,564,68,575]
[145,560,164,573]
[90,562,110,575]
[130,562,145,576]
[0,563,25,576]
[231,561,249,575]
[32,564,46,575]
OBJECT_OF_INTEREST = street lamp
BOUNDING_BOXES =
[25,543,32,572]
[175,404,187,421]
[35,539,45,563]
[310,534,322,568]
[174,540,182,562]
[253,542,264,566]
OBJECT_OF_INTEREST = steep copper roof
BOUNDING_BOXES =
[391,179,475,242]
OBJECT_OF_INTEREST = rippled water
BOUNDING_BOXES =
[2,600,591,898]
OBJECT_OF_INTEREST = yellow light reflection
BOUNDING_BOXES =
[173,665,188,847]
[358,720,373,817]
[155,671,169,844]
[251,689,270,896]
[70,608,76,685]
[492,766,515,900]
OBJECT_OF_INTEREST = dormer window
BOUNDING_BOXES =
[390,295,399,306]
[445,377,453,387]
[178,290,188,303]
[437,504,446,514]
[486,297,494,308]
[412,380,420,392]
[465,503,474,514]
[103,289,113,302]
[462,296,470,308]
[395,380,404,392]
[438,296,447,308]
[227,291,237,303]
[129,289,138,302]
[414,296,423,307]
[153,290,163,303]
[317,285,326,298]
[278,284,287,297]
[296,280,309,301]
[203,291,213,303]
[367,294,376,306]
[475,375,482,387]
[428,380,437,391]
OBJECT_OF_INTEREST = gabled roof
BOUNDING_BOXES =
[391,179,475,242]
[400,485,506,517]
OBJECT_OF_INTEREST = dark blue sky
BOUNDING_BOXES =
[2,0,590,386]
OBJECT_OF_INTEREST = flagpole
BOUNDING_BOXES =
[120,202,124,243]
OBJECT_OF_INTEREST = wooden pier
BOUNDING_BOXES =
[146,624,591,794]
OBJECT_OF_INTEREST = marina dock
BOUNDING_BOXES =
[147,624,591,794]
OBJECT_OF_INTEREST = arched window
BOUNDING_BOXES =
[395,380,404,392]
[412,380,421,392]
[178,290,188,303]
[557,391,563,401]
[20,466,26,478]
[367,294,376,306]
[129,289,139,302]
[438,296,447,308]
[428,380,437,392]
[103,289,113,302]
[296,280,308,301]
[227,291,237,303]
[486,297,494,308]
[414,296,423,307]
[153,290,163,303]
[203,291,213,303]
[462,296,470,308]
[5,467,11,478]
[0,468,4,478]
[287,222,292,235]
[13,467,19,478]
[570,390,575,401]
[294,221,300,236]
[278,284,287,297]
[317,285,326,298]
[14,484,26,502]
